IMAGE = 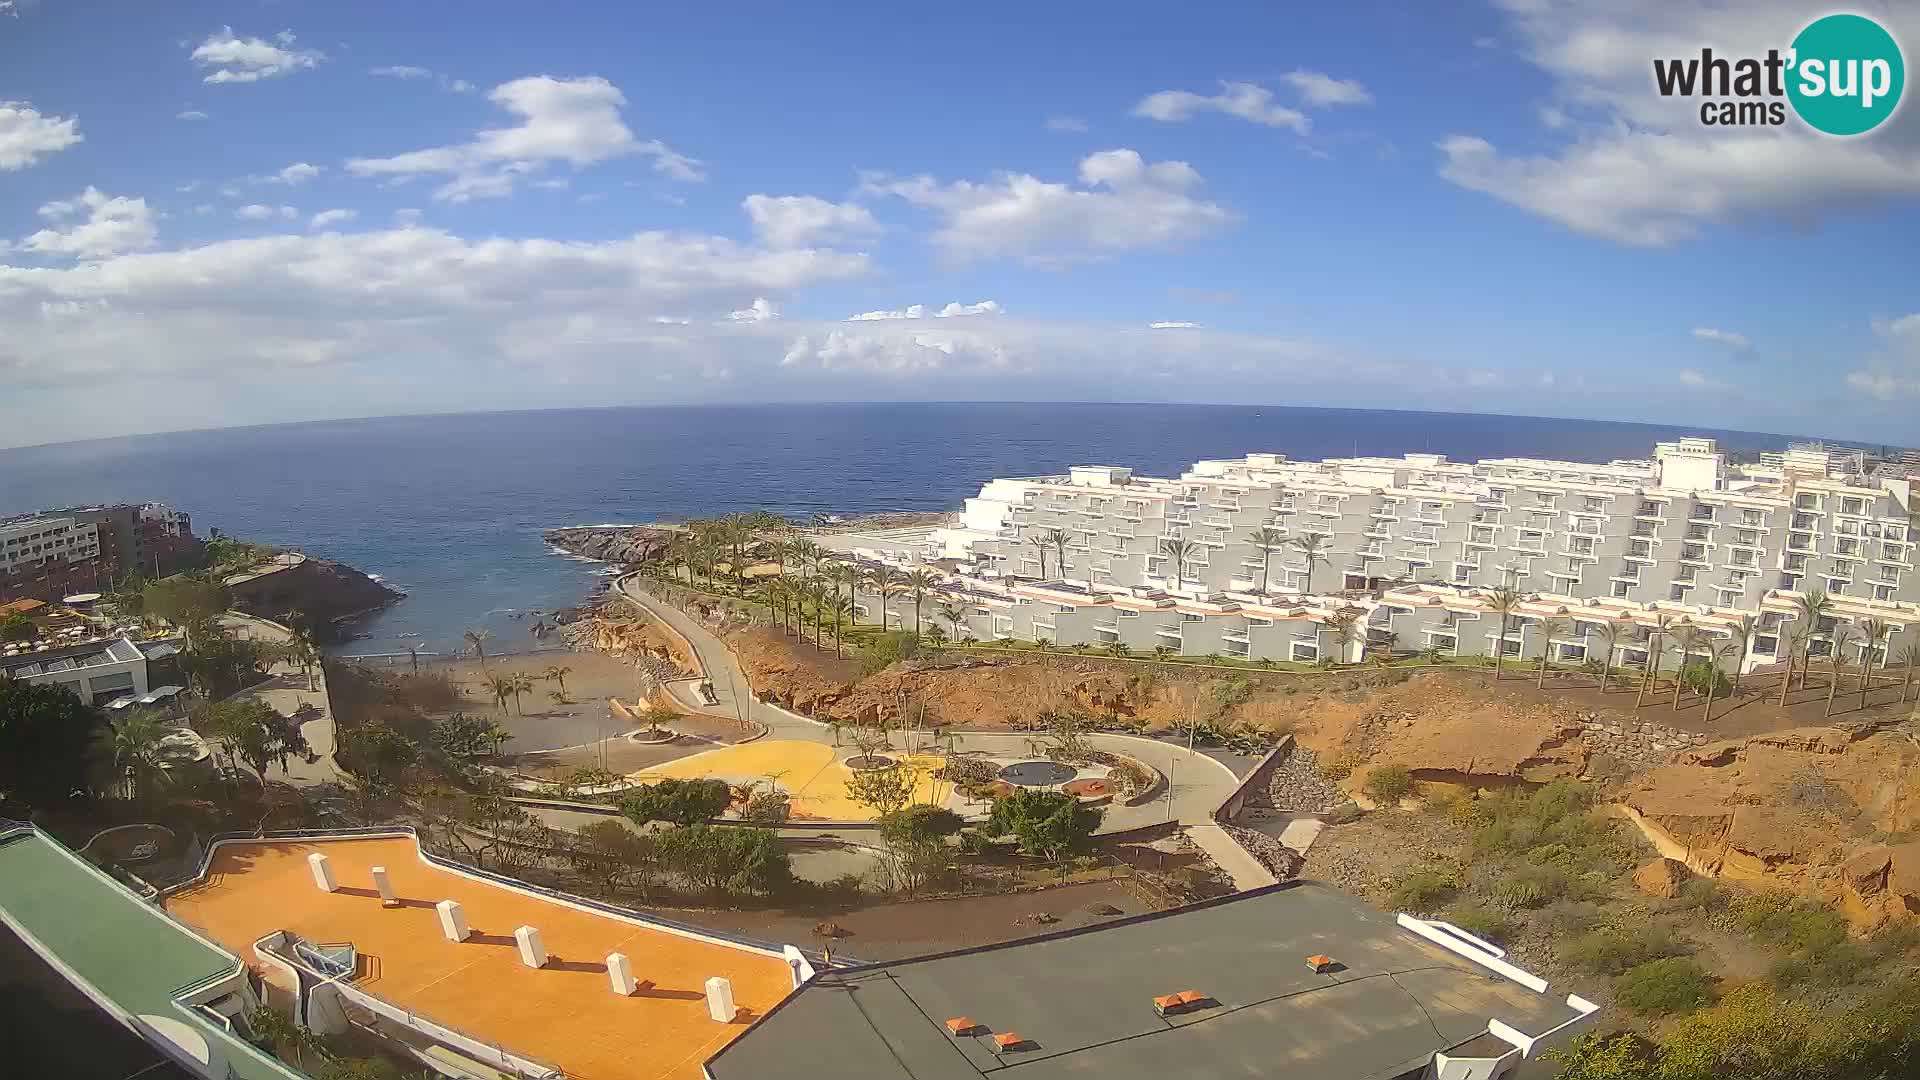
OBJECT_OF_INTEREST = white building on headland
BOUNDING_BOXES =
[846,438,1917,673]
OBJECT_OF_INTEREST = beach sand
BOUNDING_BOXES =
[421,650,744,753]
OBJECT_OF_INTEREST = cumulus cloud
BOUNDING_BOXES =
[309,209,357,229]
[846,300,1001,321]
[176,109,209,121]
[1846,314,1920,401]
[742,195,880,249]
[1438,1,1920,246]
[1279,70,1373,107]
[18,188,157,260]
[191,27,325,84]
[347,76,700,201]
[727,298,779,322]
[262,162,321,185]
[1046,115,1088,133]
[862,149,1233,265]
[1148,321,1200,329]
[236,204,299,221]
[0,101,82,170]
[1133,82,1310,133]
[1692,327,1750,350]
[370,65,475,93]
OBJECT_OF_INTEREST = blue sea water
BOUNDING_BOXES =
[0,403,1799,657]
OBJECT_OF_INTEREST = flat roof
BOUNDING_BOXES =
[0,920,197,1080]
[708,881,1583,1080]
[0,827,302,1080]
[165,835,797,1080]
[1,636,144,677]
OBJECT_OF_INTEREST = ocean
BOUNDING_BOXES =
[0,403,1799,658]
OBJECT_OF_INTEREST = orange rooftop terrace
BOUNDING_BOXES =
[164,833,801,1080]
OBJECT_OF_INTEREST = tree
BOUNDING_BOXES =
[1670,624,1702,711]
[847,760,919,818]
[1858,617,1891,711]
[510,673,536,715]
[1536,617,1568,687]
[1159,536,1199,593]
[0,612,35,642]
[463,628,491,667]
[1592,619,1626,692]
[287,631,320,692]
[1485,587,1521,680]
[485,674,515,716]
[567,820,656,899]
[986,788,1101,861]
[202,698,315,782]
[858,629,922,678]
[1901,642,1920,704]
[937,599,968,642]
[1699,641,1734,720]
[1727,614,1758,695]
[1039,527,1074,583]
[1243,526,1288,595]
[655,824,790,896]
[876,805,963,895]
[904,568,938,635]
[336,725,418,792]
[541,664,573,700]
[1825,623,1854,717]
[1288,531,1333,594]
[1027,533,1051,579]
[142,577,230,638]
[1791,588,1833,691]
[1780,624,1812,707]
[621,778,732,826]
[432,713,499,758]
[0,678,109,808]
[103,709,173,803]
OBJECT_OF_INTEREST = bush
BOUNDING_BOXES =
[654,824,791,896]
[986,788,1101,860]
[1678,660,1732,697]
[1387,867,1461,912]
[1363,764,1415,803]
[857,630,922,677]
[1488,864,1578,909]
[1729,891,1849,954]
[621,778,732,826]
[1613,957,1715,1016]
[1467,780,1627,875]
[1672,877,1726,913]
[1443,903,1513,945]
[1562,927,1684,976]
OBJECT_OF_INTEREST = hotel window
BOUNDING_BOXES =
[1827,577,1849,594]
[1786,554,1808,572]
[1781,573,1801,591]
[1836,537,1860,556]
[1611,581,1632,598]
[1584,496,1607,512]
[1876,585,1897,602]
[1741,509,1764,526]
[1843,497,1866,515]
[1797,493,1819,510]
[1880,564,1901,583]
[1669,584,1691,601]
[1629,539,1652,558]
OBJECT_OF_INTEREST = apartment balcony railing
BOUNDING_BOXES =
[1221,628,1250,642]
[1155,627,1183,639]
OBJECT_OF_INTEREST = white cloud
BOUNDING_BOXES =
[236,204,298,221]
[1280,70,1373,107]
[1846,314,1920,400]
[1676,368,1729,389]
[727,298,779,322]
[191,27,324,84]
[347,76,700,202]
[937,301,1000,317]
[862,149,1233,265]
[1148,321,1200,329]
[1439,1,1920,246]
[191,204,215,217]
[845,302,999,322]
[1046,115,1088,133]
[1133,82,1310,133]
[309,208,357,229]
[264,162,321,185]
[176,109,209,121]
[848,305,924,321]
[393,208,423,226]
[18,188,157,260]
[370,65,432,80]
[742,195,880,249]
[1691,326,1750,350]
[0,101,82,170]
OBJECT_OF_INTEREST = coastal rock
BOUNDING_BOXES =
[1633,858,1690,899]
[544,526,678,566]
[225,553,404,643]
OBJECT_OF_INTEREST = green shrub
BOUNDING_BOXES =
[1364,764,1415,803]
[1561,927,1684,977]
[986,788,1101,860]
[857,630,923,677]
[1387,867,1461,912]
[620,778,732,826]
[1672,877,1726,913]
[1730,891,1849,953]
[1443,903,1513,945]
[1678,660,1732,697]
[1488,864,1576,909]
[1613,957,1715,1016]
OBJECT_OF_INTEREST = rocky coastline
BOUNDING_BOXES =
[544,524,678,566]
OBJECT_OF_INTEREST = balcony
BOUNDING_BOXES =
[1155,627,1183,639]
[1222,628,1250,642]
[1363,526,1391,540]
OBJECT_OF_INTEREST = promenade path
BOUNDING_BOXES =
[217,612,341,788]
[613,576,1242,837]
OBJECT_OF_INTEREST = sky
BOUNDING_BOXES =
[2,0,1918,450]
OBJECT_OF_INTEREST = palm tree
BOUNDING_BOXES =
[485,674,515,716]
[865,564,899,627]
[542,664,573,700]
[1323,610,1359,665]
[1825,623,1854,717]
[1591,619,1626,691]
[405,642,421,675]
[1485,587,1522,679]
[1638,614,1675,709]
[1900,642,1920,704]
[1670,624,1702,710]
[1791,588,1833,691]
[1857,617,1890,712]
[106,710,171,802]
[1104,639,1130,658]
[1289,531,1333,594]
[1779,624,1811,707]
[464,628,491,667]
[1701,639,1733,721]
[1244,526,1288,595]
[1727,614,1758,695]
[1159,536,1199,593]
[937,600,968,642]
[1039,528,1074,582]
[833,595,856,659]
[1536,617,1568,687]
[1027,534,1051,579]
[513,673,537,714]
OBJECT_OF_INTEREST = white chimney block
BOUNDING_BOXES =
[371,865,395,904]
[436,900,470,942]
[607,952,636,996]
[514,925,547,969]
[307,852,337,893]
[706,976,737,1022]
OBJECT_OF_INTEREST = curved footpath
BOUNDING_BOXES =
[218,612,342,788]
[613,575,1245,838]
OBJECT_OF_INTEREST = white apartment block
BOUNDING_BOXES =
[846,438,1919,674]
[0,514,101,575]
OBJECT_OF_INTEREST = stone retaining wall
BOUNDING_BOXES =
[1577,714,1711,773]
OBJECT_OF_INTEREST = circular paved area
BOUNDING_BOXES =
[997,760,1077,786]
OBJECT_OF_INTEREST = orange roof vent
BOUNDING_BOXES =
[992,1032,1031,1053]
[1307,954,1337,974]
[1153,989,1214,1016]
[945,1017,985,1036]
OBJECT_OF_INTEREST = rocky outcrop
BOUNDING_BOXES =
[225,554,403,642]
[1634,858,1691,899]
[544,526,678,565]
[1841,844,1920,926]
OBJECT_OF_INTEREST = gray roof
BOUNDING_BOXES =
[706,881,1582,1080]
[2,637,144,678]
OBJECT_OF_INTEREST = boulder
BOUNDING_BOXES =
[1633,858,1691,899]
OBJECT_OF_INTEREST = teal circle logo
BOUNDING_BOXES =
[1787,13,1905,136]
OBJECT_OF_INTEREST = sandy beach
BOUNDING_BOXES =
[419,649,693,753]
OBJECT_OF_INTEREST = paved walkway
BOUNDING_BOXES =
[614,576,1240,833]
[218,613,342,788]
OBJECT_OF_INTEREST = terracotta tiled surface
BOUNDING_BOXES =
[166,837,794,1080]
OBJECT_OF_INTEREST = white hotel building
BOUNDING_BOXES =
[849,438,1918,673]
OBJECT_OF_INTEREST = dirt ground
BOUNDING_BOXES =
[663,879,1159,962]
[422,651,691,752]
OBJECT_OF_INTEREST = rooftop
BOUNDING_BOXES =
[164,834,797,1080]
[707,881,1588,1080]
[1,635,144,676]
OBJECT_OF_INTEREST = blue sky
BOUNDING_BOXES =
[2,0,1918,449]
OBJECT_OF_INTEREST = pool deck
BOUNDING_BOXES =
[165,835,796,1080]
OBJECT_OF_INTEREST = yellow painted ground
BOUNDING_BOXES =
[630,740,949,821]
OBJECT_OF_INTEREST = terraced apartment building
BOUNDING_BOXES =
[884,438,1919,672]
